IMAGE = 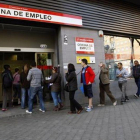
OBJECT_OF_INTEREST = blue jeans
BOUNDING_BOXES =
[28,87,45,112]
[21,88,30,109]
[51,92,62,106]
[135,78,140,96]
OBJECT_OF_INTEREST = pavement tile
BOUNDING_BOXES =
[0,98,140,140]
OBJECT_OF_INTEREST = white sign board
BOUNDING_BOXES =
[75,37,95,54]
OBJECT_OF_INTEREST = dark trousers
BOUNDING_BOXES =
[135,78,140,96]
[99,83,116,104]
[13,84,21,99]
[2,87,12,109]
[69,91,82,112]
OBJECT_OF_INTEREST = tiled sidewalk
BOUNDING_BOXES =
[0,98,140,140]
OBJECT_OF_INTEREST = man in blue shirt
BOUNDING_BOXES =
[82,66,87,85]
[116,62,130,104]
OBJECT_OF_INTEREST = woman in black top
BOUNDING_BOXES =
[65,63,83,114]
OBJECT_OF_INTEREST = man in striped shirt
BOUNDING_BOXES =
[26,62,45,114]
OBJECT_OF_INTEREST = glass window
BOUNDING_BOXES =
[134,39,140,61]
[24,53,35,60]
[4,53,23,60]
[104,36,132,80]
[0,53,3,60]
[36,53,53,78]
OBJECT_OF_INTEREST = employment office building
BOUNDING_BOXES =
[0,0,140,104]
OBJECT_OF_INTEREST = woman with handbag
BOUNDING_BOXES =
[65,63,83,114]
[47,67,63,111]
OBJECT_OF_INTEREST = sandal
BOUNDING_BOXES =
[77,108,83,114]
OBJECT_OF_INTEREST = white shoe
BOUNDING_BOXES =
[134,94,139,98]
[98,104,105,107]
[86,107,92,112]
[85,106,93,109]
[113,101,117,106]
[39,109,45,113]
[26,110,32,114]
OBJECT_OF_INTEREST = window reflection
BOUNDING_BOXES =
[134,39,140,61]
[104,36,132,80]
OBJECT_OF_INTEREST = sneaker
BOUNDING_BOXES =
[113,101,117,106]
[97,104,105,107]
[86,107,92,112]
[125,97,129,101]
[26,110,32,114]
[134,94,139,98]
[85,106,93,109]
[39,109,45,113]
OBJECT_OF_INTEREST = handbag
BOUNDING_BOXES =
[64,83,69,92]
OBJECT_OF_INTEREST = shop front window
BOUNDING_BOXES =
[134,39,140,61]
[104,35,132,80]
[35,53,53,78]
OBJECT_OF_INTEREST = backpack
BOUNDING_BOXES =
[2,72,13,88]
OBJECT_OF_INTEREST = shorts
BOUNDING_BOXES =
[83,84,93,99]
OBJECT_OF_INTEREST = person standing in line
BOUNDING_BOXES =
[98,63,117,107]
[66,63,83,114]
[26,62,45,114]
[20,64,30,109]
[81,59,95,112]
[116,63,130,104]
[133,60,140,98]
[13,68,21,105]
[1,65,13,111]
[47,67,63,111]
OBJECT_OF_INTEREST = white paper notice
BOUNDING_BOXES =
[47,59,52,66]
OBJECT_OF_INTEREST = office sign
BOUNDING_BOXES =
[75,37,95,54]
[0,3,82,27]
[76,56,95,64]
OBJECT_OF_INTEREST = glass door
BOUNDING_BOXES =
[35,52,53,102]
[35,52,53,79]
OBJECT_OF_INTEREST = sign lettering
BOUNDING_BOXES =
[0,3,82,27]
[75,37,95,54]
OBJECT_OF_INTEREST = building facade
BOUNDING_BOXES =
[0,0,140,105]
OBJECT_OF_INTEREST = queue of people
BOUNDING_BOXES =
[1,59,140,114]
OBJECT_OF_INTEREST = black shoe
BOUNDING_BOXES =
[121,101,124,105]
[125,97,129,101]
[121,100,126,104]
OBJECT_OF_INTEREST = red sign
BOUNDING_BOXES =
[75,37,95,54]
[0,3,82,27]
[37,65,52,70]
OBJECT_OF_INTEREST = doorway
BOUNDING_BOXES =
[0,52,54,102]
